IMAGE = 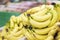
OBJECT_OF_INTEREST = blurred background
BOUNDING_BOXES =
[0,0,60,13]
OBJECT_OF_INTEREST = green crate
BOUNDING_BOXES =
[0,11,20,27]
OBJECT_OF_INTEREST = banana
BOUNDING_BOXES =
[7,25,24,40]
[16,16,21,24]
[24,29,34,40]
[29,17,50,28]
[45,35,54,40]
[31,12,52,22]
[10,15,17,23]
[10,17,15,28]
[1,26,10,38]
[48,9,58,27]
[7,32,24,40]
[33,24,57,35]
[26,7,40,14]
[26,5,46,14]
[48,26,58,36]
[20,14,29,26]
[0,36,8,40]
[7,23,20,36]
[27,29,37,40]
[32,31,48,40]
[54,4,60,21]
[25,5,48,15]
[13,28,24,37]
[30,7,50,17]
[16,35,24,40]
[7,36,18,40]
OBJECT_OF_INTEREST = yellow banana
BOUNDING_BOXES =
[20,14,29,26]
[7,36,18,40]
[29,17,50,28]
[45,35,54,40]
[10,15,17,23]
[33,24,57,35]
[13,28,24,37]
[31,12,52,22]
[48,26,58,36]
[10,17,15,28]
[31,7,50,17]
[7,23,19,38]
[32,31,48,40]
[0,37,7,40]
[17,15,22,22]
[1,26,10,38]
[26,7,40,14]
[48,9,58,27]
[8,31,24,40]
[25,5,47,15]
[24,29,34,40]
[28,30,37,40]
[16,16,20,24]
[54,3,60,21]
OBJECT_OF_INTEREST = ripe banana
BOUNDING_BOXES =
[24,29,34,40]
[27,29,37,40]
[29,17,50,28]
[1,26,10,38]
[45,35,54,40]
[30,7,50,17]
[9,16,15,28]
[48,9,58,27]
[20,14,29,26]
[10,15,17,23]
[9,23,19,35]
[32,31,48,40]
[13,28,24,37]
[33,24,57,35]
[31,12,52,22]
[48,26,58,36]
[26,5,46,14]
[26,7,40,14]
[54,3,60,21]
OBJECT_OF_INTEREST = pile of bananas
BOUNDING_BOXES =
[0,4,60,40]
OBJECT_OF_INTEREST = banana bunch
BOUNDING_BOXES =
[23,5,59,40]
[0,5,60,40]
[28,5,57,28]
[0,16,25,40]
[24,22,59,40]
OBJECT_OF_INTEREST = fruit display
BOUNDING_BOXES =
[0,3,60,40]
